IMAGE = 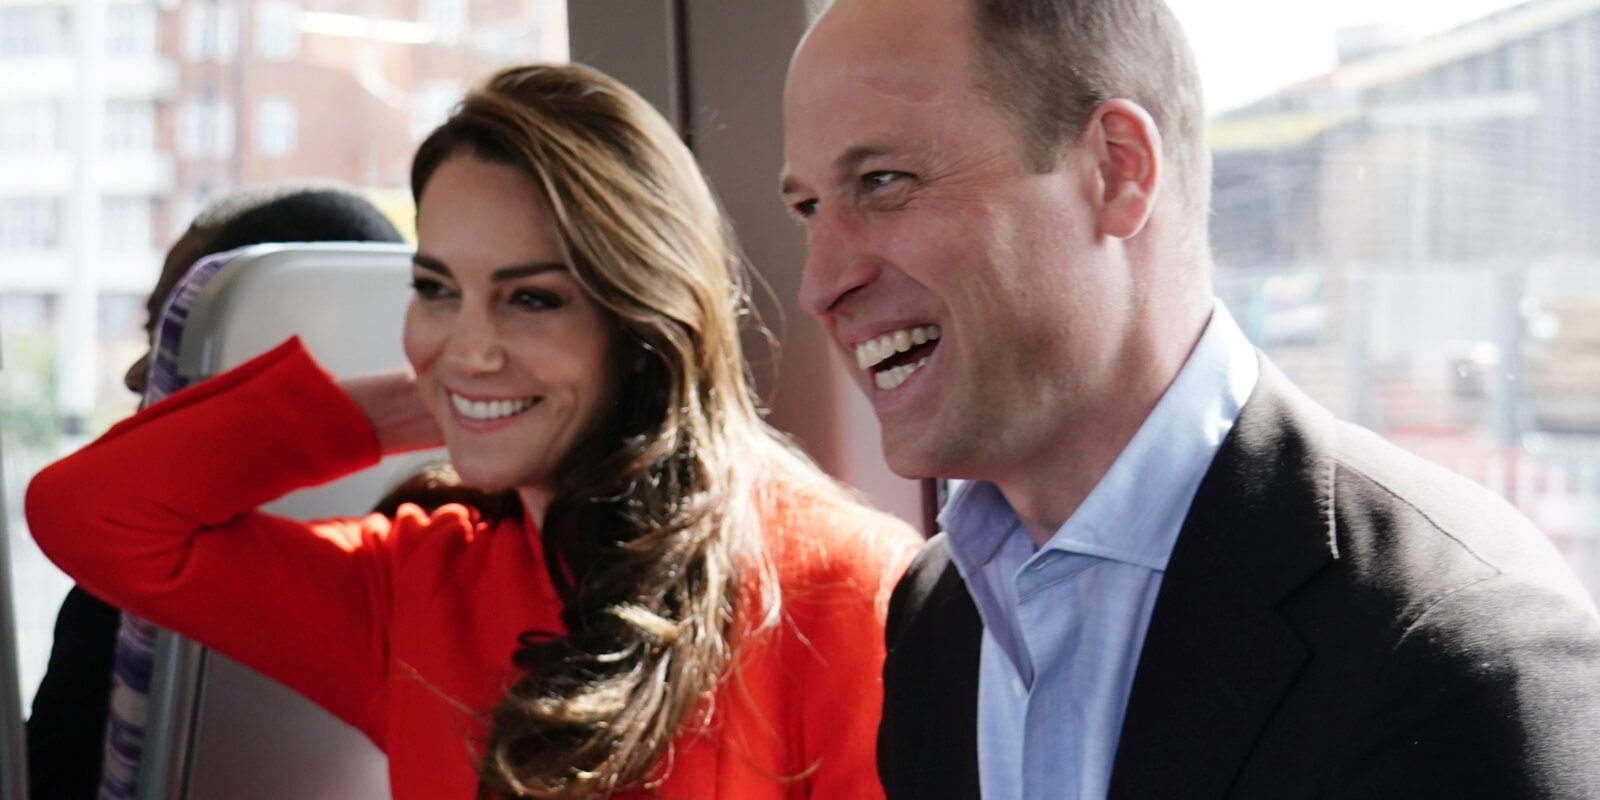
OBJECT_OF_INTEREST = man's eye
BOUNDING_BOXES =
[410,277,452,300]
[862,171,908,190]
[510,288,563,311]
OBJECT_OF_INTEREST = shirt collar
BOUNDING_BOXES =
[942,299,1259,574]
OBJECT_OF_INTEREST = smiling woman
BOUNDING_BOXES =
[404,154,626,510]
[24,63,920,800]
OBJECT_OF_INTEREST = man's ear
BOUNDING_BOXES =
[1083,99,1162,240]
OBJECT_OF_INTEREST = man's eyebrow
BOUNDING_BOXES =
[412,253,567,281]
[780,144,894,196]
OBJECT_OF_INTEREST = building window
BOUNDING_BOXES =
[182,2,239,62]
[0,102,59,152]
[177,100,234,158]
[169,192,203,238]
[101,196,152,252]
[103,101,154,151]
[0,7,68,57]
[411,80,461,142]
[0,198,60,250]
[254,98,297,158]
[420,0,465,43]
[106,4,156,57]
[255,2,300,61]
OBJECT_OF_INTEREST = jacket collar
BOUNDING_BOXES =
[1108,353,1338,798]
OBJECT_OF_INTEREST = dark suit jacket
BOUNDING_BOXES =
[879,357,1600,799]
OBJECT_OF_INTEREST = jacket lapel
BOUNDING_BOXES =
[1109,357,1339,799]
[879,535,984,799]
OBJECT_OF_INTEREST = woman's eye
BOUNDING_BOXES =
[410,277,452,300]
[791,198,819,218]
[510,288,563,311]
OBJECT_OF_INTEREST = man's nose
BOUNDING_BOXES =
[797,211,877,319]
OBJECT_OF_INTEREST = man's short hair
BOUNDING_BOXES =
[969,0,1210,222]
[190,183,405,254]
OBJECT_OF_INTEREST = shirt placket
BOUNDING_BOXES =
[1015,551,1094,800]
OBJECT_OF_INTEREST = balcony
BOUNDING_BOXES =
[0,149,174,196]
[0,55,176,101]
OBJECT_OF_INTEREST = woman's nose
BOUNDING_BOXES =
[442,313,506,374]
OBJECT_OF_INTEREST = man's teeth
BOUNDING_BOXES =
[875,357,929,391]
[450,393,538,421]
[855,325,941,370]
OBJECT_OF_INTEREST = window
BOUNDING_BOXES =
[420,0,466,43]
[256,1,301,61]
[104,101,154,151]
[2,0,572,715]
[1181,0,1600,600]
[0,198,60,250]
[106,4,157,57]
[182,2,239,62]
[411,80,462,142]
[169,191,205,239]
[177,100,235,158]
[0,102,59,152]
[101,196,152,252]
[254,98,297,157]
[0,7,68,58]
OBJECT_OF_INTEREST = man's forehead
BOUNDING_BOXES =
[789,0,971,95]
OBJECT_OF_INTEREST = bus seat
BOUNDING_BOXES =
[113,242,436,800]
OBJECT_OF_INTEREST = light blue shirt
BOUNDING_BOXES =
[941,301,1259,800]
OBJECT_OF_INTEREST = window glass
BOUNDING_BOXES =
[181,2,239,62]
[106,3,157,57]
[0,198,60,250]
[0,101,58,151]
[177,99,235,158]
[255,1,301,60]
[104,101,155,151]
[253,97,297,157]
[0,0,569,713]
[1171,0,1600,599]
[0,7,68,58]
[101,196,153,252]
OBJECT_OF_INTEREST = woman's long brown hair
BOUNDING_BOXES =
[412,63,830,798]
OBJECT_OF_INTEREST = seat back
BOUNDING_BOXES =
[128,242,440,800]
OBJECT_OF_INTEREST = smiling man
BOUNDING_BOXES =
[780,0,1600,798]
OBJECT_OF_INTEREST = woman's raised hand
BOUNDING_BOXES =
[340,372,444,455]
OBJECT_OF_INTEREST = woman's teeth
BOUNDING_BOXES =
[450,393,538,421]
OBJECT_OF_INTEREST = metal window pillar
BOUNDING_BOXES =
[1,339,31,800]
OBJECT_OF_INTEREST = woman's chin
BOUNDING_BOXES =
[446,461,512,493]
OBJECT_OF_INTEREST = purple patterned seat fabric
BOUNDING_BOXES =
[98,248,249,800]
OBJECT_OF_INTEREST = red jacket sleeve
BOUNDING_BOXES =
[25,338,396,741]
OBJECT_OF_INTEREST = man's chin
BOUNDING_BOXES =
[882,438,946,482]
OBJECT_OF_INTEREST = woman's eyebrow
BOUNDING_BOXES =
[412,254,568,281]
[491,262,567,281]
[412,253,452,276]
